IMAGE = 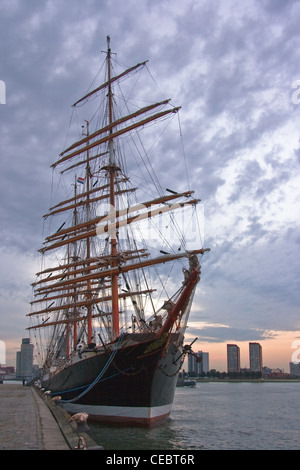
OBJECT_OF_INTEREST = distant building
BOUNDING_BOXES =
[290,362,300,377]
[16,338,34,380]
[262,366,272,376]
[249,342,263,373]
[0,365,15,380]
[188,351,209,375]
[227,344,240,373]
[0,365,14,374]
[32,364,40,378]
[200,352,209,373]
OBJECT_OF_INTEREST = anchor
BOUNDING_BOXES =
[173,337,198,365]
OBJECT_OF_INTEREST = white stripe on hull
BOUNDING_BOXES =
[63,402,172,425]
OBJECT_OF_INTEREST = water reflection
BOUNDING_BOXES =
[89,418,185,450]
[89,383,300,450]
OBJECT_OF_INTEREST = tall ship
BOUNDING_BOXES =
[28,37,210,426]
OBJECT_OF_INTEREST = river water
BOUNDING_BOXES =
[89,381,300,450]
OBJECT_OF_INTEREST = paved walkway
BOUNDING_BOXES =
[0,383,69,450]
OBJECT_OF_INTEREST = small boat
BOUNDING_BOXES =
[183,379,197,387]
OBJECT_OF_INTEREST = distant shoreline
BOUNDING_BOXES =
[196,378,300,383]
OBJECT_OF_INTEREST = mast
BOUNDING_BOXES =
[105,36,119,339]
[83,119,93,344]
[69,176,79,351]
[71,176,78,351]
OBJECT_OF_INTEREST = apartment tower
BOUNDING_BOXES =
[16,338,33,380]
[249,342,263,372]
[227,344,240,373]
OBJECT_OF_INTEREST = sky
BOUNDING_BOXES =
[0,0,300,372]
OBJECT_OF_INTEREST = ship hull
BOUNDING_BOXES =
[42,332,183,426]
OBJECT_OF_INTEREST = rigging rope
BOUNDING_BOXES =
[59,333,124,404]
[177,111,191,192]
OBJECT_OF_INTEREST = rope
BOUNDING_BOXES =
[59,334,123,404]
[51,367,133,396]
[177,112,191,192]
[158,353,186,378]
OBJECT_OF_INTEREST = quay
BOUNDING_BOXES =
[0,383,102,450]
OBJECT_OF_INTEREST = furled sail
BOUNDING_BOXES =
[28,37,210,400]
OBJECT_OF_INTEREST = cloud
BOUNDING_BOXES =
[186,322,275,344]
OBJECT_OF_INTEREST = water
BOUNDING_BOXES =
[89,381,300,450]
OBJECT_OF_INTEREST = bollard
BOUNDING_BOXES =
[75,436,87,450]
[69,412,90,433]
[51,396,62,405]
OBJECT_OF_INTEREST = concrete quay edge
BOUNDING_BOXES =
[32,386,103,451]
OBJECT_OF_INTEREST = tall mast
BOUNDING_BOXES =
[66,176,79,355]
[84,119,93,344]
[72,176,78,350]
[107,36,119,339]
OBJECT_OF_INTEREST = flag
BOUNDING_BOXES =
[77,177,85,184]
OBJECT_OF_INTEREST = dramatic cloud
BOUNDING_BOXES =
[1,0,300,368]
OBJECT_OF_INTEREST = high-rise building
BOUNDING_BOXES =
[227,344,240,373]
[16,338,33,380]
[249,342,263,372]
[201,352,209,373]
[290,362,300,377]
[188,351,209,375]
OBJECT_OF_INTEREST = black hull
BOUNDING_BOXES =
[42,332,183,426]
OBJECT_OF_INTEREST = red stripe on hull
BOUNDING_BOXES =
[86,411,171,427]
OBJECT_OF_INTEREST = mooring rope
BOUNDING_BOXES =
[59,334,123,404]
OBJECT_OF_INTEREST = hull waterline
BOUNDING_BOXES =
[42,332,184,426]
